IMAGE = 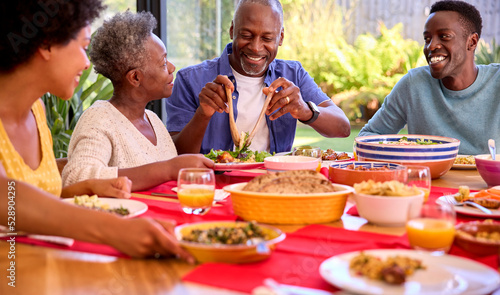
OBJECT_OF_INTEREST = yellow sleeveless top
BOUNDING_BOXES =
[0,99,62,197]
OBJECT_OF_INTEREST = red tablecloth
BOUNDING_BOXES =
[183,224,498,293]
[3,169,498,294]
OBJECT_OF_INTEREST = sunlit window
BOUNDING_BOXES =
[166,0,236,70]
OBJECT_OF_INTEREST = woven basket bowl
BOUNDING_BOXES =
[223,183,354,225]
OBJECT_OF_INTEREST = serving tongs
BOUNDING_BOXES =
[225,85,273,150]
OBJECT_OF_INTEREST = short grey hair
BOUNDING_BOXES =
[234,0,283,28]
[89,10,157,83]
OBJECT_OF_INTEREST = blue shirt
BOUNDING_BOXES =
[359,64,500,155]
[166,43,329,154]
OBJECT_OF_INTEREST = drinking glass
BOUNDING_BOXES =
[406,202,456,255]
[352,141,358,161]
[402,165,431,203]
[177,168,215,215]
[292,146,322,158]
[292,146,322,171]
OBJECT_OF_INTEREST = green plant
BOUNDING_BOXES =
[42,64,113,158]
[278,0,426,122]
[476,39,500,65]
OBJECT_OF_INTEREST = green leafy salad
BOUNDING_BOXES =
[380,136,439,145]
[205,147,273,163]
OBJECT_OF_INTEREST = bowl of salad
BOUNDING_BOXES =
[175,221,285,263]
[354,134,460,179]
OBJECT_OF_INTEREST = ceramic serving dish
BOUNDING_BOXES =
[329,161,406,186]
[355,134,460,179]
[175,221,285,263]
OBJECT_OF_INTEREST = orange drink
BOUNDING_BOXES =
[352,141,357,161]
[177,168,215,215]
[406,218,455,251]
[406,202,455,255]
[178,188,214,215]
[420,188,431,203]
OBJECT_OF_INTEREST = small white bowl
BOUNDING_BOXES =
[352,191,424,227]
[264,155,320,172]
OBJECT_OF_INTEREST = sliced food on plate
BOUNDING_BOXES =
[349,251,426,285]
[453,186,500,209]
[320,249,500,295]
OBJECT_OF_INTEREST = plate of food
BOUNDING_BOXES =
[213,162,265,171]
[205,149,271,171]
[274,149,354,162]
[319,249,500,295]
[63,195,148,218]
[436,187,500,218]
[452,155,476,170]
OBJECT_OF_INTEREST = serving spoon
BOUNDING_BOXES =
[488,139,496,160]
[224,84,273,150]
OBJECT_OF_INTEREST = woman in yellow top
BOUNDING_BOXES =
[0,0,192,261]
[0,100,62,196]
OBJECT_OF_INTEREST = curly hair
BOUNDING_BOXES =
[89,11,157,84]
[0,0,105,72]
[430,0,482,38]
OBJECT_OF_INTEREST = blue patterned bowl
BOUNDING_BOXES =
[355,134,460,179]
[329,161,406,186]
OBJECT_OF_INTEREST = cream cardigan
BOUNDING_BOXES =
[62,100,177,186]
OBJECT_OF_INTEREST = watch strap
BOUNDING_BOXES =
[299,101,320,124]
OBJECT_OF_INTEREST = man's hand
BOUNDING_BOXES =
[198,75,234,117]
[264,77,312,121]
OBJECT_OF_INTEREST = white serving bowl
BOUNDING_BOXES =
[355,134,460,179]
[264,155,320,172]
[352,190,424,227]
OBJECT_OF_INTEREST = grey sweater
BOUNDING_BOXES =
[359,64,500,155]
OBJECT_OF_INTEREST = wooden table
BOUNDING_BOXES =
[0,169,490,295]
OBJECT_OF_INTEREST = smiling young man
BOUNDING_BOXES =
[358,0,500,155]
[166,0,350,154]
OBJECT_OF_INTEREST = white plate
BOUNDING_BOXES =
[213,162,264,171]
[452,155,476,170]
[63,198,148,218]
[320,249,500,295]
[436,195,500,218]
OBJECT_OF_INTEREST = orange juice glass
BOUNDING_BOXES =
[406,202,455,255]
[177,168,215,215]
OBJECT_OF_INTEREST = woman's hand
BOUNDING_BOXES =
[106,217,195,262]
[164,154,214,180]
[89,176,132,199]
